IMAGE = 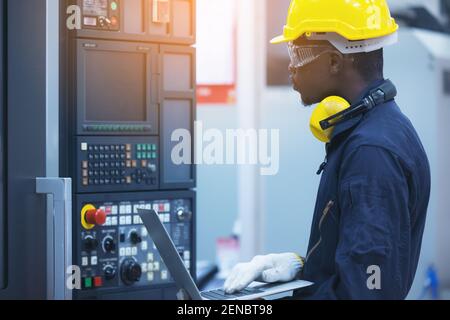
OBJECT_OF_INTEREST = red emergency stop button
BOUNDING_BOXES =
[94,276,103,288]
[85,209,107,226]
[111,16,118,26]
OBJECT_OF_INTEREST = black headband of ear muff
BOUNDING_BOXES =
[320,79,397,130]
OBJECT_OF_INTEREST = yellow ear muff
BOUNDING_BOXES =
[310,96,351,143]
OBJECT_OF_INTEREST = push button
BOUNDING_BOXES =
[94,277,103,288]
[85,208,107,226]
[84,277,93,289]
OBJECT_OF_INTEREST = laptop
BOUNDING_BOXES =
[138,209,313,300]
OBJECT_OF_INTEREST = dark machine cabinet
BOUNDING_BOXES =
[72,0,196,45]
[73,190,196,300]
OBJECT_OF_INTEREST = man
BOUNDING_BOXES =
[224,0,431,299]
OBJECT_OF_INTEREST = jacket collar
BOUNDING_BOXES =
[330,79,386,142]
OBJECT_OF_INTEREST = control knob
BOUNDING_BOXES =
[130,231,142,245]
[102,236,116,253]
[176,208,192,222]
[83,236,98,252]
[104,265,117,281]
[121,259,142,285]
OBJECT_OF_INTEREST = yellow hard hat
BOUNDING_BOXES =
[271,0,399,44]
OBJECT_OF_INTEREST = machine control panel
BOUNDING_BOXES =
[77,137,159,193]
[82,0,121,31]
[75,193,194,297]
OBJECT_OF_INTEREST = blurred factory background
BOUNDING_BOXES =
[195,0,450,299]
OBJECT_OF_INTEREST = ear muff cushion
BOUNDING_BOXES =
[310,96,350,143]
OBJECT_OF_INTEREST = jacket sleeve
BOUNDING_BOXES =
[307,145,412,300]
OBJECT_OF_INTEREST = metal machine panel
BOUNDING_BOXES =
[0,0,49,299]
[73,190,195,300]
[66,0,197,301]
[72,0,196,45]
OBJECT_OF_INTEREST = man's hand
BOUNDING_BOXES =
[223,253,304,294]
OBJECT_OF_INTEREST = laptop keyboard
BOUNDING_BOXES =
[201,288,264,300]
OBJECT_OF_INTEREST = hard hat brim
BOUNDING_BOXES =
[270,35,293,44]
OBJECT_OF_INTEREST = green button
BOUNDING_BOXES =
[142,144,148,151]
[137,144,142,151]
[84,278,92,289]
[111,2,118,11]
[137,152,142,159]
[152,152,157,159]
[152,144,157,151]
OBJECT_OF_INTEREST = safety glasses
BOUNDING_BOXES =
[287,42,340,69]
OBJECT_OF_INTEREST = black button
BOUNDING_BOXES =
[99,146,104,152]
[120,233,125,243]
[105,146,110,152]
[99,179,105,185]
[105,178,110,184]
[88,154,94,160]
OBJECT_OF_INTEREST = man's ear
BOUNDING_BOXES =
[329,52,343,76]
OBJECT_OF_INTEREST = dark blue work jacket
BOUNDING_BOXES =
[295,80,431,300]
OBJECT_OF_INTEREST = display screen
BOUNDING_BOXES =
[83,0,108,16]
[85,50,147,122]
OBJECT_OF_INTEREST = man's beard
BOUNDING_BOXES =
[301,96,314,108]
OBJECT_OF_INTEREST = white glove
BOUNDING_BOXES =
[223,253,304,294]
